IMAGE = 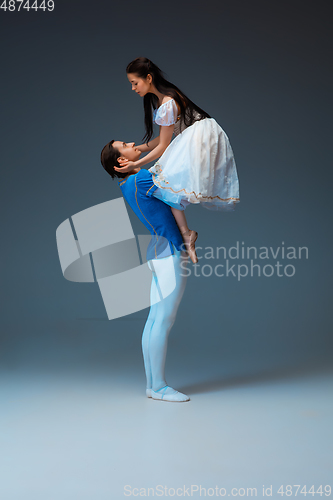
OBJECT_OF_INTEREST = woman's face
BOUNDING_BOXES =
[127,73,152,96]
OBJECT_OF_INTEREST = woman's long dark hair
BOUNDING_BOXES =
[126,57,211,144]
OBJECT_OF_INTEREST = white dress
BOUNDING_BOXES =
[148,98,240,211]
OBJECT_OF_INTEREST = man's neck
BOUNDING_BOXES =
[123,167,141,180]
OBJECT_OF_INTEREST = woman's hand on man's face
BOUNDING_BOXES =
[114,157,137,173]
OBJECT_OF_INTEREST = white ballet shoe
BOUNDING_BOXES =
[150,385,190,402]
[146,388,152,398]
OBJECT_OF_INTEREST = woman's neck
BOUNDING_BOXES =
[149,85,165,106]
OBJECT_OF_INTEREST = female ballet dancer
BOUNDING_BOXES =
[114,57,240,263]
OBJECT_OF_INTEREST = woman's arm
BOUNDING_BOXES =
[136,125,174,167]
[136,136,160,153]
[115,125,174,172]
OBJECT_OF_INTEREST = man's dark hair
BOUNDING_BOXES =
[100,140,128,179]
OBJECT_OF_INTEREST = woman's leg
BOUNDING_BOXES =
[171,207,198,264]
[170,206,188,234]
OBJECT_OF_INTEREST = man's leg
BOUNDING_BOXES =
[141,269,159,392]
[141,247,190,402]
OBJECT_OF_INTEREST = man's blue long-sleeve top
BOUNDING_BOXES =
[118,169,184,261]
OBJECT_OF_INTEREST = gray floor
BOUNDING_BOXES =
[1,320,332,499]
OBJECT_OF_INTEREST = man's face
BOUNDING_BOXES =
[113,141,141,162]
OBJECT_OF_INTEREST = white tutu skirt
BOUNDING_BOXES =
[148,118,240,211]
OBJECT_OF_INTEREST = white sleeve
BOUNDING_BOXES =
[154,99,179,126]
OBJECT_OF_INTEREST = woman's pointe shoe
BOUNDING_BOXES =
[181,228,198,264]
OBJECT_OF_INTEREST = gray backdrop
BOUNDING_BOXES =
[1,0,332,405]
[1,1,332,497]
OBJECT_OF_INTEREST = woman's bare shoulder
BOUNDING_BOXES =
[161,96,174,105]
[157,96,181,116]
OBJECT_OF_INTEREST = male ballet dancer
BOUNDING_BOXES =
[101,140,191,402]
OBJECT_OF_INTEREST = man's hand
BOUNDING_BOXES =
[114,157,137,173]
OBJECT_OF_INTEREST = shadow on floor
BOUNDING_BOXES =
[179,355,333,395]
